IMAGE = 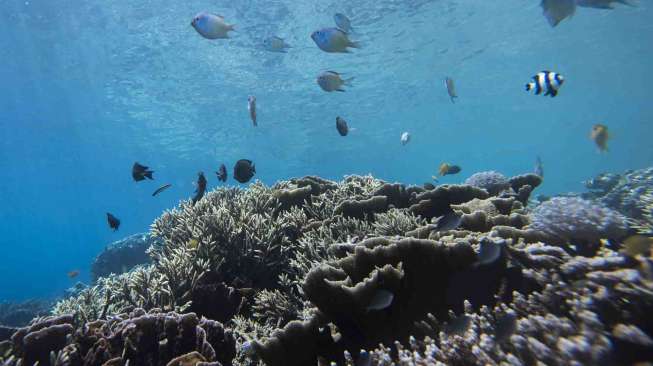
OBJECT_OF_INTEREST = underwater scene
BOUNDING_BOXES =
[1,0,653,364]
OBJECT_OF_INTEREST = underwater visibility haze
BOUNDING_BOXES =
[1,0,653,364]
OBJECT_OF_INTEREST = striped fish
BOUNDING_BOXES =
[525,71,565,97]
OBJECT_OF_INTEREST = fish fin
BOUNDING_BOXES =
[343,77,355,86]
[525,82,534,91]
[348,40,362,49]
[336,88,346,92]
[228,24,236,31]
[145,171,154,180]
[541,0,576,27]
[549,89,558,97]
[450,96,457,104]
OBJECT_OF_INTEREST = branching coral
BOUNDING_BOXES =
[32,170,653,366]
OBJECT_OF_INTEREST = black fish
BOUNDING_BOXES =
[336,116,349,136]
[216,164,227,182]
[234,159,256,183]
[447,165,462,175]
[192,172,207,204]
[106,213,120,231]
[132,162,154,181]
[152,183,172,196]
[435,212,462,232]
[476,237,504,266]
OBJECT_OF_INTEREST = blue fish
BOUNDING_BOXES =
[334,13,353,33]
[311,28,360,53]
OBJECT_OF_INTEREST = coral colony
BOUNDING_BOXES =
[2,170,653,365]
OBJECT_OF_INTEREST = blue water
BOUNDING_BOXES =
[1,0,652,301]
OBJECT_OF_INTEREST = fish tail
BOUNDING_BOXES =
[343,77,355,86]
[145,171,154,180]
[450,95,457,104]
[525,82,534,92]
[228,24,236,31]
[348,40,362,49]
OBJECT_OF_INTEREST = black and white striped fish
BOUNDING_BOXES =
[525,71,565,97]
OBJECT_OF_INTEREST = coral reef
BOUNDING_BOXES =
[0,309,235,366]
[91,233,158,280]
[0,299,51,328]
[4,170,650,366]
[584,167,653,220]
[529,197,629,254]
[464,171,511,196]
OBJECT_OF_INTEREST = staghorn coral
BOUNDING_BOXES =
[464,171,511,196]
[529,197,629,254]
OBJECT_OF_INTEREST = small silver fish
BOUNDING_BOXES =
[248,96,257,126]
[334,13,353,33]
[366,289,394,311]
[445,77,458,103]
[191,13,235,39]
[400,132,411,146]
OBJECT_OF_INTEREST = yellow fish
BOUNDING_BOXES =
[188,238,199,249]
[590,124,609,152]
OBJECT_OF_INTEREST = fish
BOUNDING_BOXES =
[152,184,172,197]
[263,35,290,52]
[477,237,503,266]
[67,270,80,279]
[366,289,394,311]
[535,156,544,178]
[590,124,610,152]
[191,13,235,39]
[444,77,458,103]
[336,116,349,136]
[400,132,411,146]
[317,71,354,92]
[132,162,154,181]
[216,164,227,182]
[192,172,207,204]
[541,0,633,27]
[494,312,518,342]
[541,0,576,27]
[334,13,353,33]
[576,0,635,9]
[248,96,257,127]
[423,182,436,190]
[525,71,565,97]
[311,28,360,53]
[106,213,120,231]
[439,163,462,176]
[234,159,256,183]
[435,212,463,232]
[188,238,199,249]
[621,235,653,257]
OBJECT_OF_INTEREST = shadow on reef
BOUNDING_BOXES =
[2,171,653,366]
